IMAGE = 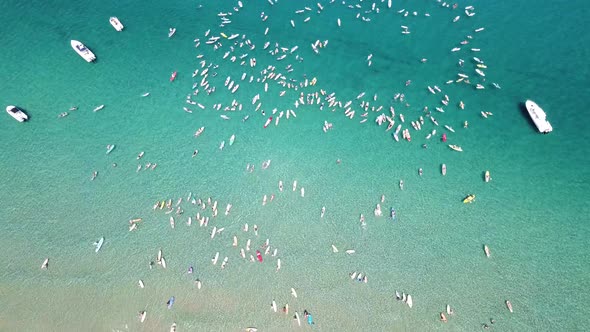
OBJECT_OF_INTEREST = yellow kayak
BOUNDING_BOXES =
[220,32,228,38]
[463,194,476,203]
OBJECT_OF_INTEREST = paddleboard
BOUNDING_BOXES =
[264,117,273,128]
[167,296,175,309]
[94,237,104,252]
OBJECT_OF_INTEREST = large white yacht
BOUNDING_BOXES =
[6,105,29,122]
[109,17,124,31]
[71,40,96,62]
[525,100,553,134]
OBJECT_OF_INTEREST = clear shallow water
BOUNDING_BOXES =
[0,0,589,331]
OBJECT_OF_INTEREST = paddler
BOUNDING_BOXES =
[304,310,314,325]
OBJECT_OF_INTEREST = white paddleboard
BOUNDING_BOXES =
[94,237,104,252]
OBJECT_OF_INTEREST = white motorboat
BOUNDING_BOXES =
[71,40,96,62]
[109,17,124,31]
[168,28,176,38]
[6,105,29,122]
[525,100,553,134]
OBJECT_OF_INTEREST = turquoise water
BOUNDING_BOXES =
[1,0,589,331]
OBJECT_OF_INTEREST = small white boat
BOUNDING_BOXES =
[525,100,553,134]
[6,105,28,122]
[168,28,176,38]
[93,105,105,112]
[106,144,115,154]
[109,17,124,31]
[71,40,96,62]
[141,92,150,97]
[229,134,235,146]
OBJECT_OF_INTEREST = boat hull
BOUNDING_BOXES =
[109,17,124,31]
[71,40,96,62]
[6,105,28,122]
[525,100,552,134]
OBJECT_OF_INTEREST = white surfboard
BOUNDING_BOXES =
[94,237,104,252]
[41,258,49,269]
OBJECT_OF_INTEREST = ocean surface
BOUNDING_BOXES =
[0,0,589,331]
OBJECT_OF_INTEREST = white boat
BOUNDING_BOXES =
[93,104,105,112]
[71,40,96,62]
[109,17,124,31]
[525,100,553,134]
[6,105,28,122]
[168,28,176,38]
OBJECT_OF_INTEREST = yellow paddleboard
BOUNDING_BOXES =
[463,194,476,203]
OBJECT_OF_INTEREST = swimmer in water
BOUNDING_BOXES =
[188,266,193,274]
